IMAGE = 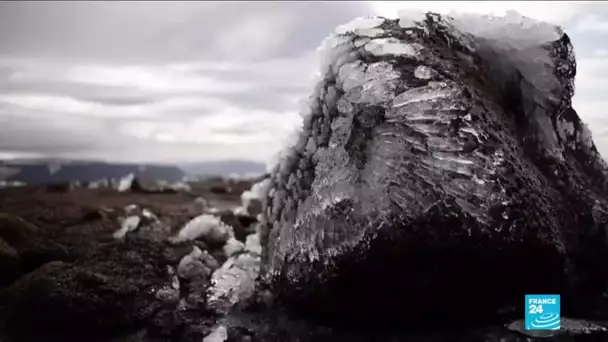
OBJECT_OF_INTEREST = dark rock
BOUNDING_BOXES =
[177,247,212,282]
[218,211,247,242]
[244,198,262,217]
[210,185,230,194]
[147,307,216,342]
[0,238,20,287]
[259,13,608,329]
[44,182,74,193]
[0,213,40,248]
[217,211,257,243]
[0,239,194,341]
[507,318,608,339]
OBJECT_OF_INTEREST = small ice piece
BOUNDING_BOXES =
[207,253,261,314]
[245,233,262,256]
[232,206,248,216]
[414,65,434,79]
[364,38,421,57]
[48,163,62,175]
[223,237,245,258]
[193,197,208,213]
[113,215,141,239]
[169,181,191,192]
[172,214,231,244]
[117,173,135,192]
[334,16,385,35]
[141,208,157,220]
[240,178,271,216]
[203,325,228,342]
[124,204,138,215]
[206,207,221,214]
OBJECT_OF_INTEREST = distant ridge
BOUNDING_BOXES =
[0,158,267,185]
[179,160,266,177]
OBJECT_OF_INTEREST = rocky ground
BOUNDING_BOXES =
[0,180,264,342]
[1,182,608,342]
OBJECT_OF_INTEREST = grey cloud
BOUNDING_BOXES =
[0,79,157,105]
[0,2,371,63]
[0,114,119,154]
[3,1,605,163]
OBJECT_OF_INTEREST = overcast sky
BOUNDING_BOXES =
[0,1,606,164]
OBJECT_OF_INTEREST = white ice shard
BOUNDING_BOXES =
[172,214,231,244]
[141,208,157,221]
[112,215,141,239]
[193,197,208,214]
[240,178,271,216]
[223,237,245,258]
[207,252,261,314]
[117,173,135,192]
[245,233,262,256]
[203,325,228,342]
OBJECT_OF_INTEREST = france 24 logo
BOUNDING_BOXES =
[525,294,560,330]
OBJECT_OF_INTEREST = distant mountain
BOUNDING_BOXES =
[0,160,185,185]
[0,158,267,185]
[179,160,266,177]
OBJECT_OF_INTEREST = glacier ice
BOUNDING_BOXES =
[259,9,608,328]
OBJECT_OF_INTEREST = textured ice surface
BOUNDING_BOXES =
[414,65,434,79]
[260,11,608,325]
[364,38,422,57]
